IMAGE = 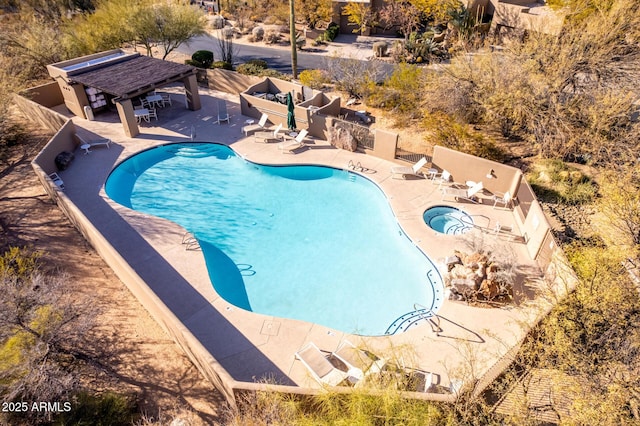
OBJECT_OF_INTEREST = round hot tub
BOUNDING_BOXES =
[423,206,474,235]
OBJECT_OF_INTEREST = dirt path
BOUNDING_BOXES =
[0,121,226,424]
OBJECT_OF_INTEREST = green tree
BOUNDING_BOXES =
[408,0,459,23]
[379,1,422,40]
[67,0,206,60]
[342,2,377,35]
[295,0,332,29]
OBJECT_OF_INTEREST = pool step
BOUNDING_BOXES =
[167,144,221,159]
[385,309,432,335]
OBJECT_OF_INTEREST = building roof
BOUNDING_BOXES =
[69,55,196,99]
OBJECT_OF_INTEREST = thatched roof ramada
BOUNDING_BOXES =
[69,55,196,99]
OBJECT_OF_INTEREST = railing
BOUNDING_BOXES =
[395,150,432,165]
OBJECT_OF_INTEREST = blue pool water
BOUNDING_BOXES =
[423,206,474,235]
[106,143,443,335]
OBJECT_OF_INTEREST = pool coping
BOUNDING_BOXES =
[29,87,573,405]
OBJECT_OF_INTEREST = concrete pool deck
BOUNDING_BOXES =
[44,86,562,399]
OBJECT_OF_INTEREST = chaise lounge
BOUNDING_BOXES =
[295,342,352,387]
[331,340,386,382]
[441,181,484,203]
[391,157,428,179]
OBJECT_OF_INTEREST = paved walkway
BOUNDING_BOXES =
[54,86,550,395]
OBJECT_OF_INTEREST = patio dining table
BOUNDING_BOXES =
[146,94,164,108]
[134,108,150,123]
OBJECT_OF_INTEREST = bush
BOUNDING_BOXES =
[191,50,214,69]
[527,159,597,204]
[252,26,265,41]
[54,391,139,425]
[423,113,506,162]
[245,59,268,69]
[236,63,266,75]
[211,61,233,70]
[373,41,388,57]
[323,22,339,41]
[264,30,280,44]
[299,69,328,89]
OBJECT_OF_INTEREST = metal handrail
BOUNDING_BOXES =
[413,303,442,334]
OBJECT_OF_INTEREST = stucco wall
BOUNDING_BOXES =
[13,91,69,134]
[432,145,522,197]
[206,68,263,94]
[19,81,64,108]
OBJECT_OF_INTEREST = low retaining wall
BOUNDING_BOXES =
[13,86,68,134]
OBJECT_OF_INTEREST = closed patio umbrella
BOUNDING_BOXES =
[286,92,297,131]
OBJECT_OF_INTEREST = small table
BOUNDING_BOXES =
[284,132,298,140]
[465,180,477,188]
[427,168,438,180]
[146,94,164,108]
[134,108,150,123]
[245,119,255,125]
[80,143,91,155]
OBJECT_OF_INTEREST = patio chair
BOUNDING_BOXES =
[492,191,513,209]
[217,99,230,124]
[331,340,385,382]
[441,181,484,203]
[254,123,282,143]
[391,157,428,179]
[161,93,172,107]
[278,129,308,153]
[242,113,269,136]
[48,172,64,190]
[295,342,351,387]
[148,108,158,121]
[433,170,452,189]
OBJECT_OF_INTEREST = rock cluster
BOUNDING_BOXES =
[443,250,512,304]
[328,125,357,152]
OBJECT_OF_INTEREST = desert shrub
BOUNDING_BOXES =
[423,113,506,162]
[0,246,40,279]
[264,30,280,44]
[54,391,139,425]
[299,69,328,89]
[372,41,388,57]
[236,63,265,75]
[211,61,233,70]
[323,22,339,41]
[191,50,214,68]
[245,59,268,69]
[527,159,597,205]
[366,64,424,117]
[211,15,225,29]
[251,26,264,41]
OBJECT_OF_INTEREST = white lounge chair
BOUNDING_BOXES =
[278,129,308,153]
[442,181,484,203]
[492,191,513,209]
[391,157,428,179]
[433,170,452,188]
[242,113,269,136]
[295,342,351,387]
[332,340,385,382]
[48,172,64,190]
[76,134,112,150]
[254,123,282,143]
[217,99,230,124]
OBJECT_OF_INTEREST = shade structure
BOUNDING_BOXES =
[286,92,297,130]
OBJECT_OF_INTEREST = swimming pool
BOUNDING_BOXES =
[106,143,444,335]
[423,206,474,235]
